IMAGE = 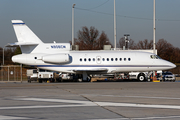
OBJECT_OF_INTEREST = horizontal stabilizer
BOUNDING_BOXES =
[6,42,38,47]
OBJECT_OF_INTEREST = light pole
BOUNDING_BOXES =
[72,4,76,46]
[3,47,4,65]
[153,0,156,54]
[114,0,116,50]
[153,0,156,79]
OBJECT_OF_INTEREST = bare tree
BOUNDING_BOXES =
[172,47,180,63]
[0,47,2,64]
[75,26,112,50]
[117,37,124,49]
[156,39,174,62]
[136,39,153,49]
[75,26,99,50]
[97,31,112,50]
[117,37,135,49]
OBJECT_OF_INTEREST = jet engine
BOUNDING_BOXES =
[42,54,69,64]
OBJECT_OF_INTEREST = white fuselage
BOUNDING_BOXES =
[12,50,176,74]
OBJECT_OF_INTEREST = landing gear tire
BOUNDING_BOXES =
[77,74,83,82]
[28,79,31,83]
[138,73,146,82]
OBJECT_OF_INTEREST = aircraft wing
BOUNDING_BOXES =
[73,68,108,72]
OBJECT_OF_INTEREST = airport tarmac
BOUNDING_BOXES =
[0,82,180,120]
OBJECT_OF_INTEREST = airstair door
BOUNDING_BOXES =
[96,56,101,64]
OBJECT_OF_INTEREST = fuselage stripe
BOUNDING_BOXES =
[12,23,25,25]
[32,65,171,67]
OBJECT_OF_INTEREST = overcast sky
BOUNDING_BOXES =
[1,0,180,48]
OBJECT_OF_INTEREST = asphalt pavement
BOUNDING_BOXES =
[0,82,180,120]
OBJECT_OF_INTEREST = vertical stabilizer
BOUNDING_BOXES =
[12,20,43,44]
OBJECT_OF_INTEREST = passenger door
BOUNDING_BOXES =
[96,56,101,64]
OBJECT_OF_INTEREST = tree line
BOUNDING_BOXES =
[0,47,21,65]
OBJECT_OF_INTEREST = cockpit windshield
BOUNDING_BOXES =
[150,55,161,59]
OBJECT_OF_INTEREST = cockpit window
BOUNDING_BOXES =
[150,55,161,59]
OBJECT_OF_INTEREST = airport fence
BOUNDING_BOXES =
[0,65,27,82]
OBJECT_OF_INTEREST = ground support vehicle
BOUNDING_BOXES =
[58,73,82,82]
[114,71,163,82]
[162,71,176,82]
[114,72,149,82]
[27,69,55,83]
[27,69,38,83]
[59,73,73,82]
[38,69,54,83]
[129,72,149,82]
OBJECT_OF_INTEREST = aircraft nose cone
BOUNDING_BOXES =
[166,61,176,69]
[160,60,176,71]
[171,63,176,69]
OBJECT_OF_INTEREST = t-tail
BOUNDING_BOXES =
[7,20,44,53]
[8,20,70,54]
[12,20,43,44]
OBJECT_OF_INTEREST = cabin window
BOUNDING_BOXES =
[107,58,109,61]
[93,58,95,61]
[128,58,131,61]
[84,58,87,61]
[119,58,122,61]
[124,58,126,61]
[97,58,100,61]
[80,58,82,61]
[115,58,118,61]
[88,58,91,61]
[111,58,113,61]
[102,58,105,61]
[34,57,37,59]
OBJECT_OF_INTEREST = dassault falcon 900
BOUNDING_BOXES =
[8,20,176,81]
